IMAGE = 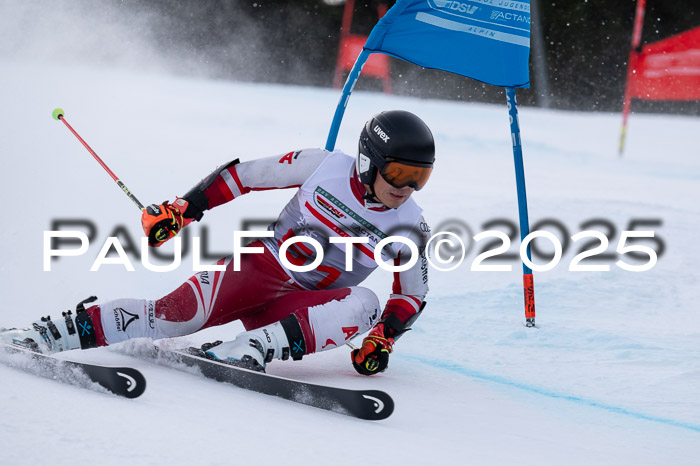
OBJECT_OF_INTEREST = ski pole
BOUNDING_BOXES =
[52,108,145,211]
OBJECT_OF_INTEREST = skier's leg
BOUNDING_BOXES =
[0,290,207,353]
[265,286,382,354]
[205,286,381,369]
[1,242,295,353]
[90,247,294,346]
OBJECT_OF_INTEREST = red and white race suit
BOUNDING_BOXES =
[87,149,430,356]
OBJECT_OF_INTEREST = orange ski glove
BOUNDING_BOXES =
[141,198,194,247]
[351,323,394,376]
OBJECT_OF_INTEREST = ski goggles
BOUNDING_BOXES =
[379,160,433,191]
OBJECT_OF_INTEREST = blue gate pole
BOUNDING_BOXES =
[506,87,536,327]
[325,49,371,151]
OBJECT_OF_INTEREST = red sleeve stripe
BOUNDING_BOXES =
[221,167,247,198]
[383,301,417,324]
[392,256,402,294]
[387,295,420,313]
[230,167,251,194]
[406,294,422,307]
[221,170,243,198]
[208,180,234,205]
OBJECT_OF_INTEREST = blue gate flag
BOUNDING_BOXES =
[324,0,535,327]
[365,0,531,88]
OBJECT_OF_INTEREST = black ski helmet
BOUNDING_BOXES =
[357,110,435,192]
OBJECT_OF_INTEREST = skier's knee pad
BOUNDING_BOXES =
[347,286,381,328]
[298,287,380,353]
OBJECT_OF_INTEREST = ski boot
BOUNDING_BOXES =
[199,316,307,372]
[0,297,100,354]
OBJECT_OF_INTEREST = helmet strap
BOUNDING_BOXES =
[363,166,382,204]
[363,191,380,204]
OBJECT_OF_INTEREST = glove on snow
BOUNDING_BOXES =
[352,323,393,376]
[141,198,195,247]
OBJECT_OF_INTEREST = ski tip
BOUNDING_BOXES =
[358,390,394,421]
[52,108,64,121]
[115,368,147,399]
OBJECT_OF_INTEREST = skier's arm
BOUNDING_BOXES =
[182,148,328,216]
[383,248,429,328]
[142,149,327,246]
[352,219,430,375]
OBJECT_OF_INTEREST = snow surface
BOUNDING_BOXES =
[1,58,699,465]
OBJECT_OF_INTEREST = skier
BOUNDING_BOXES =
[1,110,434,376]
